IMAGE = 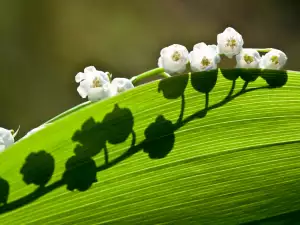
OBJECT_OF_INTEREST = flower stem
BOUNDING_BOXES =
[131,68,169,85]
[161,72,171,78]
[39,69,168,127]
[12,126,20,138]
[247,48,273,53]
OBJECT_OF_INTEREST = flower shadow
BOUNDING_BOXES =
[0,178,9,205]
[0,151,61,215]
[158,73,189,99]
[143,115,175,159]
[62,152,98,192]
[102,104,134,145]
[72,118,106,158]
[63,103,135,192]
[158,73,189,125]
[191,70,218,111]
[20,150,55,187]
[260,69,288,87]
[0,69,289,216]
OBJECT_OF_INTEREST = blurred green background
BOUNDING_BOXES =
[0,0,299,136]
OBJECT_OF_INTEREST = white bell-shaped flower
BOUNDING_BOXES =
[189,42,220,72]
[259,49,287,70]
[158,44,189,74]
[0,127,14,153]
[236,49,261,68]
[111,78,134,94]
[217,27,244,58]
[75,66,114,102]
[88,82,118,102]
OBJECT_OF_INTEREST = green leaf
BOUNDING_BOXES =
[0,69,300,224]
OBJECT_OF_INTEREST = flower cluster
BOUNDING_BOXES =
[0,26,290,153]
[158,27,288,74]
[75,66,134,102]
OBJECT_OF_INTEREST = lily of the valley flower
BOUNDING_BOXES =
[0,127,15,152]
[75,66,134,102]
[111,78,134,94]
[189,43,220,72]
[217,27,244,58]
[158,44,189,74]
[75,66,113,102]
[236,49,261,68]
[259,49,287,70]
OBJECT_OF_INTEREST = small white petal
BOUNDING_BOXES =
[84,66,97,73]
[88,83,118,102]
[96,71,110,83]
[111,78,134,93]
[170,44,189,56]
[77,86,88,98]
[224,27,235,33]
[209,45,218,52]
[158,56,163,68]
[193,42,207,51]
[75,72,86,83]
[77,79,90,98]
[108,83,118,96]
[88,88,104,102]
[160,46,169,56]
[0,127,14,153]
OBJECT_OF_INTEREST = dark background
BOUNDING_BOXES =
[0,0,299,136]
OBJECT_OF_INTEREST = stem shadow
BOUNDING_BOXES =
[0,69,289,216]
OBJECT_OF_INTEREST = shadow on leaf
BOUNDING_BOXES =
[62,154,98,192]
[221,68,259,82]
[20,150,55,187]
[143,115,175,159]
[191,70,218,94]
[0,178,9,205]
[102,104,134,144]
[191,70,218,111]
[221,69,240,81]
[0,179,63,215]
[0,69,290,216]
[158,74,189,99]
[63,104,135,191]
[260,69,288,88]
[72,118,106,158]
[239,69,260,82]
